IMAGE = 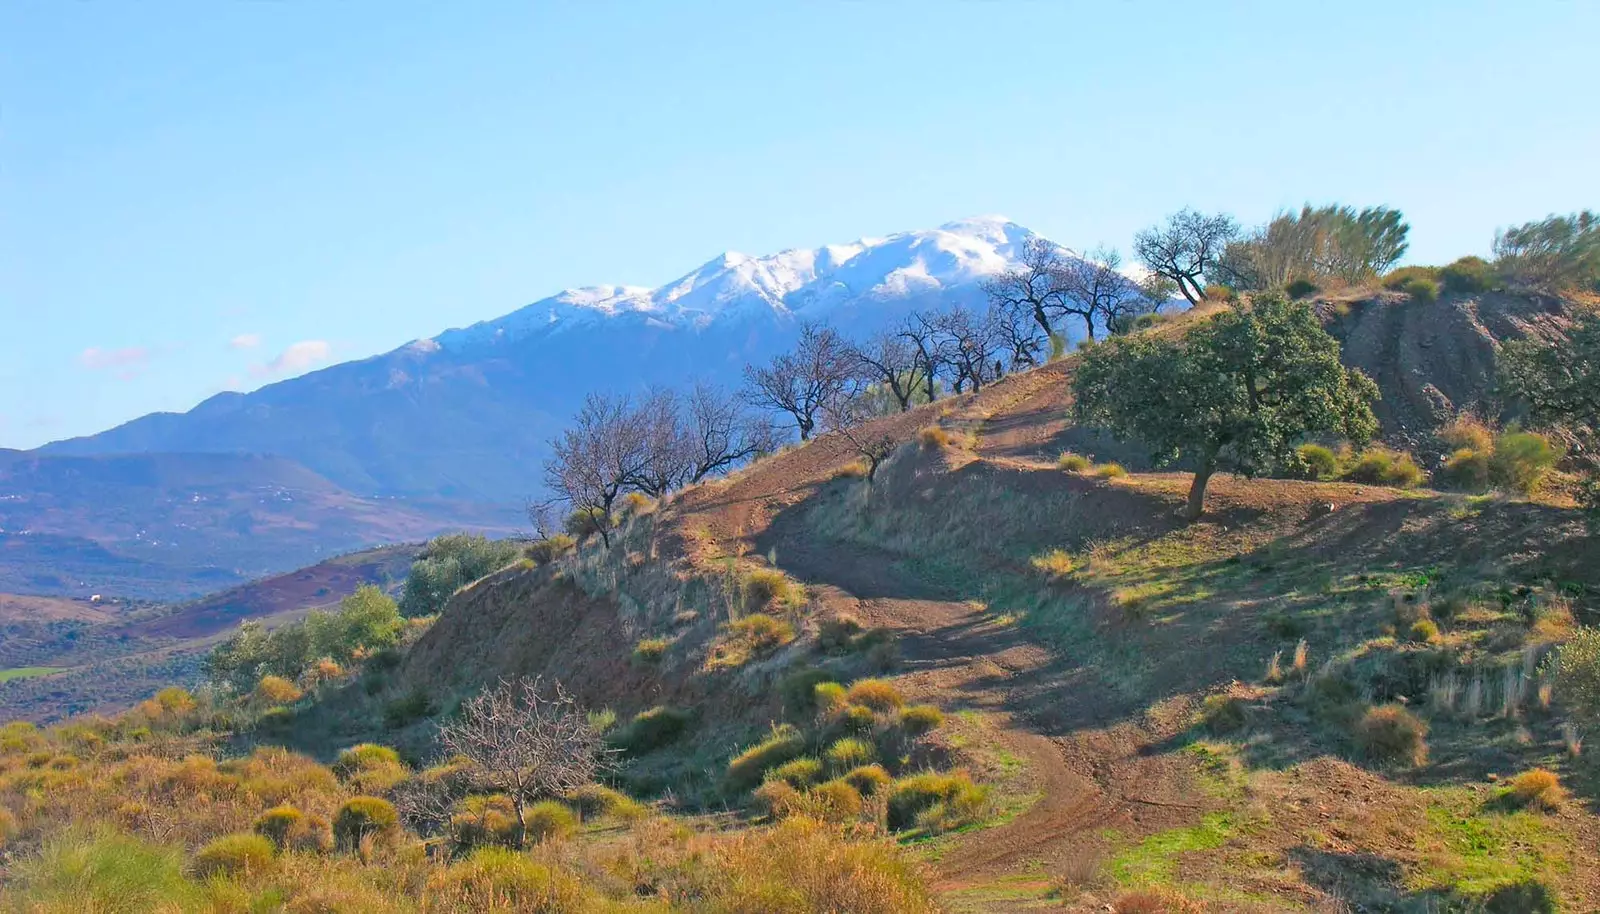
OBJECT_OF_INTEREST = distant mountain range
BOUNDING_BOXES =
[17,217,1058,597]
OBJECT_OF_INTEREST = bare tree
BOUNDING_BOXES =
[543,393,648,548]
[983,235,1068,339]
[624,389,692,498]
[819,387,899,483]
[900,310,953,403]
[682,382,775,483]
[437,677,610,849]
[1133,209,1240,306]
[743,321,857,441]
[993,298,1048,368]
[937,306,1005,393]
[1055,246,1147,341]
[851,330,926,412]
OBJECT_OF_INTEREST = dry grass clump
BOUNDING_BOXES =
[918,425,951,449]
[743,567,805,613]
[1507,768,1565,811]
[563,784,646,822]
[1353,704,1429,767]
[252,674,304,706]
[1435,417,1562,495]
[726,724,807,791]
[826,737,877,771]
[1409,618,1442,644]
[331,743,408,793]
[1057,451,1092,472]
[1341,447,1426,488]
[898,705,944,735]
[331,796,399,852]
[1094,462,1129,479]
[845,678,906,711]
[424,846,589,912]
[1112,887,1209,912]
[887,771,990,833]
[632,636,670,662]
[710,613,796,668]
[1200,694,1246,734]
[1029,548,1076,578]
[766,756,825,788]
[610,705,691,755]
[190,832,276,879]
[522,800,577,844]
[843,764,894,796]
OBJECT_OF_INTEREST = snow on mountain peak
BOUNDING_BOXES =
[430,217,1044,350]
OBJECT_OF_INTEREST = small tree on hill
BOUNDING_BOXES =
[1073,294,1379,519]
[743,321,857,441]
[1055,246,1149,341]
[437,677,609,849]
[544,393,649,548]
[1501,312,1600,430]
[1133,209,1240,307]
[983,235,1069,340]
[1494,211,1600,293]
[851,330,927,412]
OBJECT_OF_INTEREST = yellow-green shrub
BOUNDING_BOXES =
[331,743,408,793]
[523,800,578,844]
[253,675,303,706]
[423,846,592,911]
[611,705,691,755]
[333,796,399,852]
[0,805,16,848]
[564,784,646,821]
[1341,447,1425,488]
[1490,430,1561,494]
[633,637,670,662]
[726,724,806,790]
[898,704,944,735]
[1295,443,1339,481]
[450,794,519,849]
[6,831,202,911]
[724,613,796,654]
[845,678,905,711]
[743,568,803,613]
[191,832,276,878]
[252,804,304,850]
[1057,452,1091,472]
[813,682,848,713]
[1200,694,1246,734]
[825,737,876,770]
[1441,447,1491,491]
[918,426,951,449]
[709,816,938,913]
[1409,618,1441,644]
[1094,462,1129,479]
[842,764,893,796]
[887,771,990,832]
[810,779,865,824]
[1508,768,1565,811]
[1353,704,1428,766]
[766,756,824,788]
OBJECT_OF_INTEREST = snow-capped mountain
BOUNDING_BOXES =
[42,218,1057,502]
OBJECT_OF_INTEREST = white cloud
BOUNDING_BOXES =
[253,340,333,378]
[229,333,263,350]
[79,346,151,371]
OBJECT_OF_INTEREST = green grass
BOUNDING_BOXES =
[0,666,65,683]
[1109,813,1235,886]
[1411,790,1567,895]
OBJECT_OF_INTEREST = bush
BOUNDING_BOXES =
[425,846,591,910]
[253,674,303,706]
[524,533,576,565]
[383,687,436,728]
[1341,447,1425,488]
[1441,256,1495,295]
[1200,694,1246,734]
[899,704,945,735]
[811,779,865,824]
[191,832,276,878]
[842,764,893,796]
[332,743,407,792]
[918,425,951,449]
[712,816,939,912]
[1439,415,1495,453]
[1548,627,1600,728]
[781,669,841,714]
[845,678,905,711]
[522,799,578,844]
[633,637,670,662]
[1295,443,1339,481]
[399,533,523,617]
[727,724,807,790]
[766,756,824,788]
[743,568,803,613]
[1441,447,1491,492]
[450,795,519,849]
[812,681,848,714]
[1409,618,1442,644]
[1286,277,1319,299]
[8,831,202,911]
[753,779,807,819]
[724,613,796,654]
[0,805,15,848]
[1384,265,1442,293]
[563,784,646,822]
[887,771,990,832]
[1057,451,1092,472]
[1353,704,1428,766]
[611,705,691,755]
[1203,283,1236,302]
[1094,462,1129,479]
[816,614,863,652]
[333,796,400,852]
[1490,430,1561,494]
[1508,768,1565,811]
[825,737,876,771]
[252,804,305,850]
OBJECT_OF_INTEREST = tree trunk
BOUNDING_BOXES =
[1184,460,1215,520]
[798,415,813,441]
[1176,276,1201,307]
[1032,304,1053,339]
[513,796,528,850]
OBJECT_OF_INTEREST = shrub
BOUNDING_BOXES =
[845,678,905,711]
[1384,265,1442,295]
[1508,768,1565,811]
[767,756,825,788]
[711,816,939,912]
[1295,443,1339,480]
[753,779,807,819]
[1094,462,1129,479]
[333,796,400,852]
[1440,255,1494,294]
[191,832,276,878]
[724,613,796,653]
[825,737,876,771]
[1341,447,1425,487]
[0,806,15,849]
[1490,430,1561,494]
[333,742,402,779]
[812,681,848,714]
[8,831,202,911]
[522,799,578,844]
[811,779,865,824]
[743,568,803,613]
[888,771,990,833]
[633,637,670,662]
[842,764,893,796]
[1285,277,1319,299]
[1441,447,1491,492]
[563,784,646,821]
[425,846,591,910]
[611,705,691,755]
[400,533,523,617]
[1030,548,1076,578]
[836,704,879,733]
[1113,888,1209,913]
[1548,627,1600,728]
[253,674,303,706]
[899,704,945,735]
[1439,415,1495,453]
[383,687,436,728]
[1353,704,1428,766]
[252,804,305,850]
[291,814,335,854]
[781,669,841,714]
[727,724,807,790]
[1203,283,1236,302]
[450,794,519,849]
[817,614,864,652]
[918,425,951,449]
[524,533,576,564]
[1409,618,1442,644]
[1057,451,1091,472]
[1200,694,1246,734]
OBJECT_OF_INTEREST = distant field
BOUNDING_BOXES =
[0,667,65,684]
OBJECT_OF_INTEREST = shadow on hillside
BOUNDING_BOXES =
[1287,846,1557,912]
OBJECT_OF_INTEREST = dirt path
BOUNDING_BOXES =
[769,538,1201,896]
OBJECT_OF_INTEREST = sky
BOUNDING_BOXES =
[2,2,1597,449]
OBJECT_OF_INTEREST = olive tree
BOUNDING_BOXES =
[1073,294,1378,519]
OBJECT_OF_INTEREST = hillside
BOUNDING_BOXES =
[298,289,1600,911]
[0,449,515,599]
[0,545,417,723]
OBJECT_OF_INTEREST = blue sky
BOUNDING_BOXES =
[3,1,1596,449]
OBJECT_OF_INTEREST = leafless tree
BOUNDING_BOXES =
[819,387,899,483]
[1055,246,1148,341]
[682,382,775,482]
[437,677,611,849]
[742,321,858,441]
[543,393,648,548]
[900,310,953,403]
[624,388,692,497]
[992,298,1048,368]
[1133,209,1240,306]
[851,329,926,412]
[982,235,1068,339]
[937,306,1006,394]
